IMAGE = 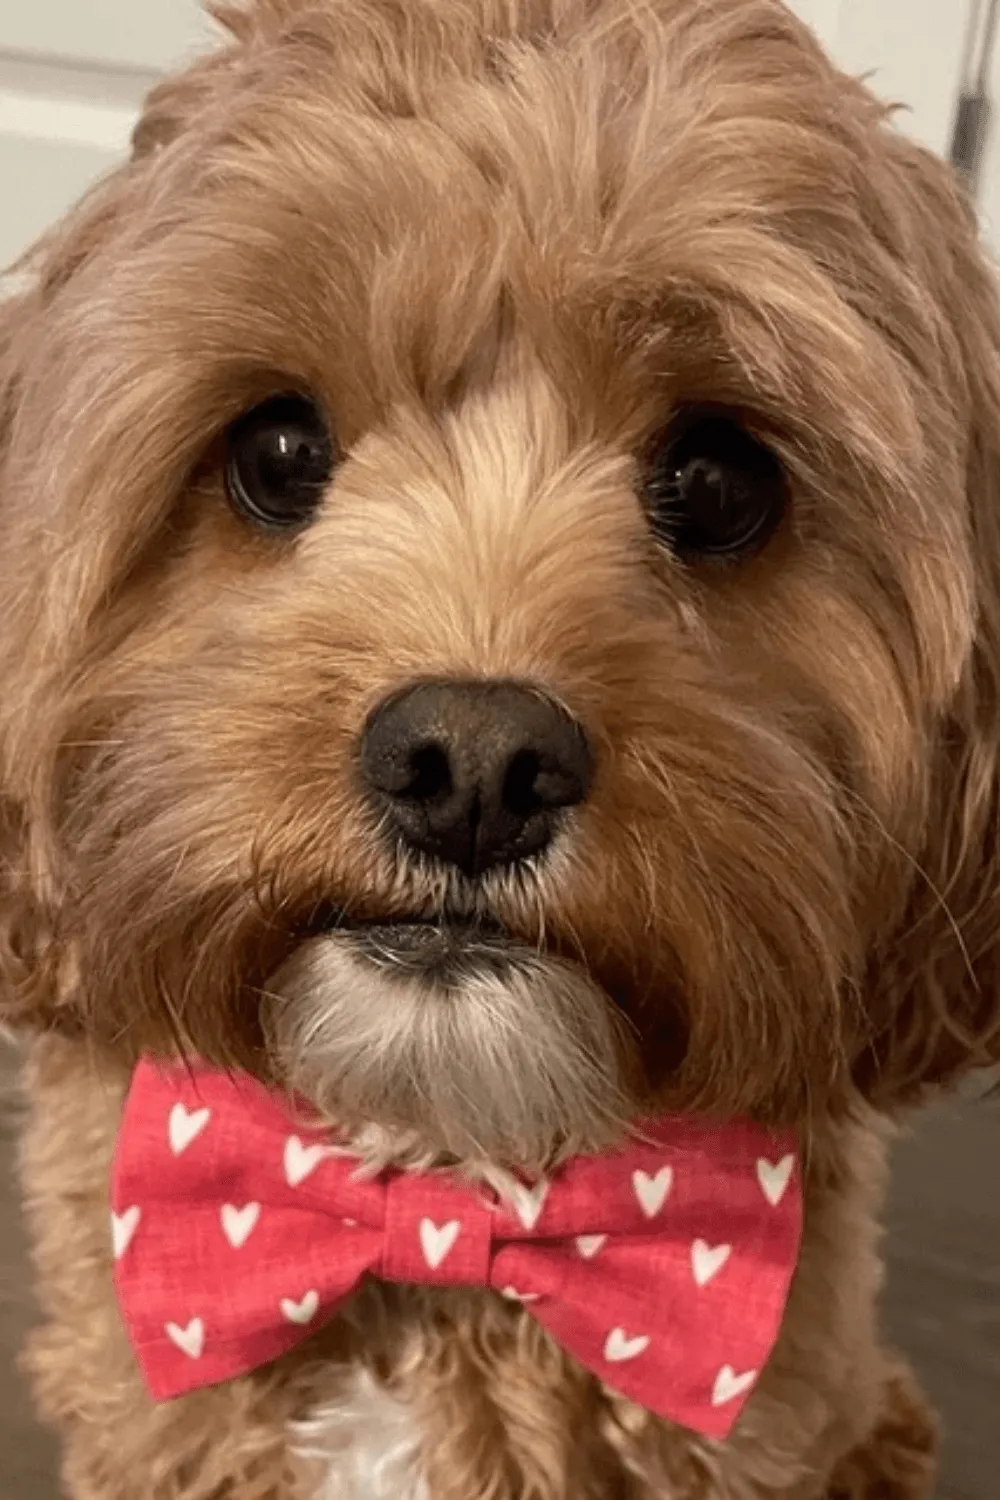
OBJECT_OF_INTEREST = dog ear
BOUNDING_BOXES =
[0,4,267,1036]
[1,197,50,1022]
[0,197,131,1032]
[0,88,173,1031]
[0,9,265,1035]
[858,139,1000,1100]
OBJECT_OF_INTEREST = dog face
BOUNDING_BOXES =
[1,0,998,1169]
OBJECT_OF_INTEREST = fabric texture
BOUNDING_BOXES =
[110,1060,802,1439]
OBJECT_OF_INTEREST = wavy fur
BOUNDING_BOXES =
[2,1,998,1495]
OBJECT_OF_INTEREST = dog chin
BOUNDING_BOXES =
[265,919,636,1174]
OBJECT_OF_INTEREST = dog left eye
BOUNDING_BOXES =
[225,393,337,530]
[644,412,787,559]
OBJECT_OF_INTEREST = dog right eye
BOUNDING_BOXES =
[225,394,338,531]
[643,410,787,561]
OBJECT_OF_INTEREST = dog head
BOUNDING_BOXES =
[2,0,999,1170]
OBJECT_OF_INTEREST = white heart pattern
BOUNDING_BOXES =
[512,1179,549,1231]
[220,1202,261,1249]
[712,1364,757,1407]
[690,1239,732,1288]
[281,1290,319,1326]
[500,1286,540,1303]
[284,1136,329,1188]
[632,1166,673,1219]
[168,1103,211,1156]
[576,1233,608,1260]
[756,1154,795,1208]
[111,1206,141,1261]
[604,1327,651,1364]
[419,1217,461,1269]
[165,1317,205,1360]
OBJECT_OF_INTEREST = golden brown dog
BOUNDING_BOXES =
[2,1,999,1495]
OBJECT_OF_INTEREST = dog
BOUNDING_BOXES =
[2,0,999,1495]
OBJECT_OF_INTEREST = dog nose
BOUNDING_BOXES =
[360,680,592,876]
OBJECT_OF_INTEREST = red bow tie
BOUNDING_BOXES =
[110,1061,802,1439]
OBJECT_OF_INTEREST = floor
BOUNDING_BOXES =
[1,1046,997,1499]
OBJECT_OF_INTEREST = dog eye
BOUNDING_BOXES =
[225,394,337,530]
[644,412,786,558]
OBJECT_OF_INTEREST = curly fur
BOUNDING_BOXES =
[3,0,1000,1495]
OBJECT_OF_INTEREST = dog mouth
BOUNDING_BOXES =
[305,907,521,986]
[268,900,637,1170]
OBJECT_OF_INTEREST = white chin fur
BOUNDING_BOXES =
[265,929,634,1173]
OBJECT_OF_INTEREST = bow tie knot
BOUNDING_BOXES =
[111,1061,802,1440]
[383,1174,495,1286]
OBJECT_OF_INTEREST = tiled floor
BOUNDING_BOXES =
[1,1046,997,1498]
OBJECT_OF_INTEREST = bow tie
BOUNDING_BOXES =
[110,1060,802,1440]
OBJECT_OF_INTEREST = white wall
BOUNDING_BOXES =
[788,0,970,157]
[2,0,211,72]
[0,53,152,269]
[0,0,214,269]
[792,0,1000,262]
[980,30,1000,253]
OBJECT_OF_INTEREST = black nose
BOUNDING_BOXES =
[360,680,592,877]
